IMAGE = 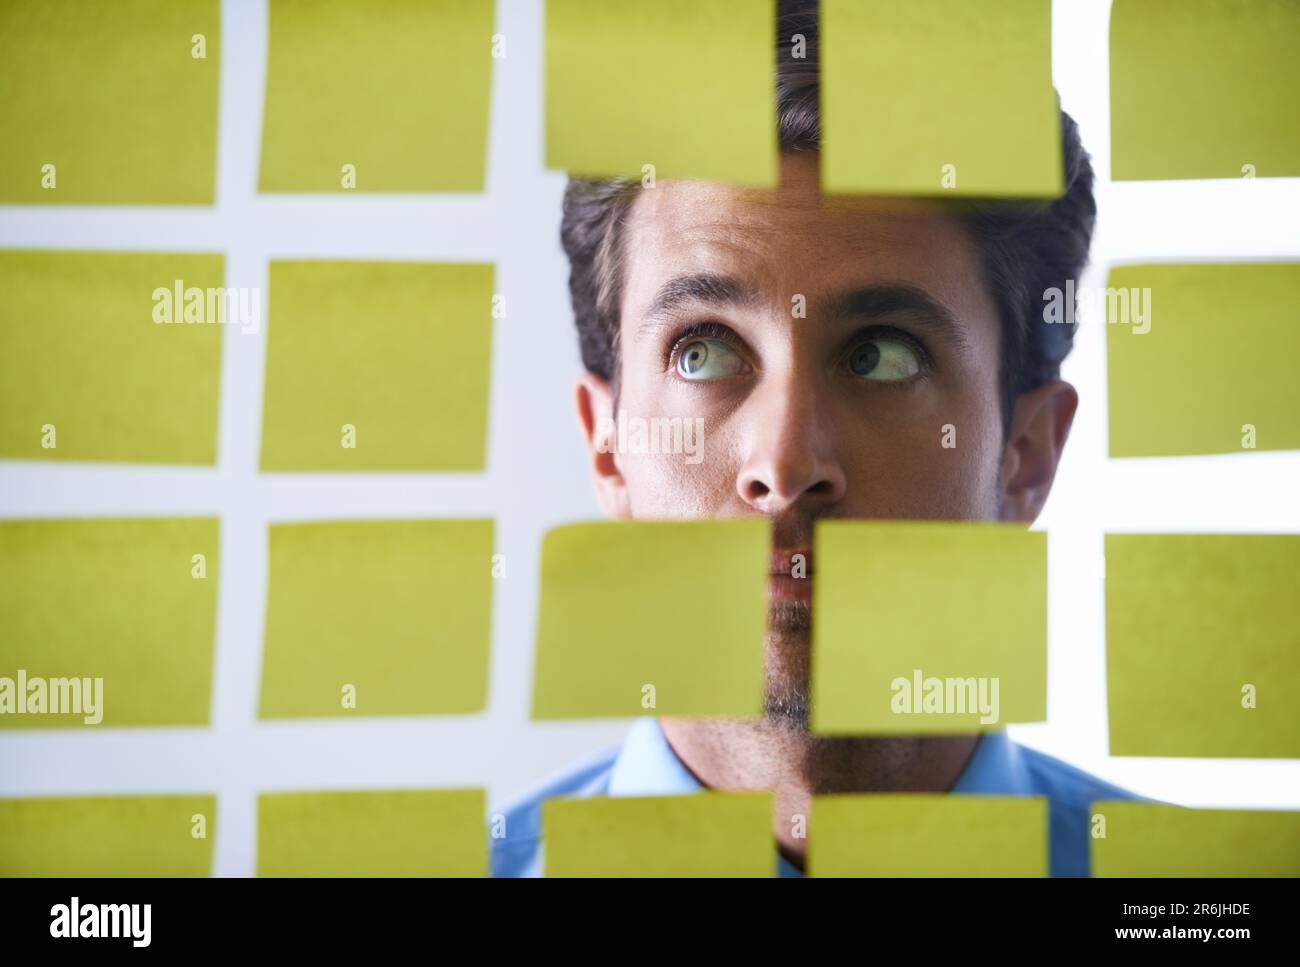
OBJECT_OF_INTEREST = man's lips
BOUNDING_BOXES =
[769,548,814,601]
[770,548,813,578]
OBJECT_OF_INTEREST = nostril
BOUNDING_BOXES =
[806,479,836,497]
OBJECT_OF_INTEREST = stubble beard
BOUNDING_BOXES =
[764,598,815,731]
[762,597,929,791]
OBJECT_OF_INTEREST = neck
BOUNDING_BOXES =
[659,716,980,872]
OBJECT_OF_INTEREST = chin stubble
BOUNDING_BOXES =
[764,598,813,731]
[761,597,930,790]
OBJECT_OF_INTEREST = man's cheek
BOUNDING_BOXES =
[896,432,1002,518]
[623,451,737,519]
[886,397,1004,512]
[836,430,997,520]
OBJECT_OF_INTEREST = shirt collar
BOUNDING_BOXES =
[949,726,1035,795]
[610,717,1031,797]
[608,717,703,796]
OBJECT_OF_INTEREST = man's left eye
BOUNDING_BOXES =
[847,338,921,381]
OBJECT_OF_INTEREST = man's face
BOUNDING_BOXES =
[577,152,1069,730]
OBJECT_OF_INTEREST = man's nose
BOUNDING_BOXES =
[735,378,848,513]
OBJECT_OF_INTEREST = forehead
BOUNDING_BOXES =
[619,153,995,323]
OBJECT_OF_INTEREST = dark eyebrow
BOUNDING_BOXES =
[636,275,975,355]
[825,283,975,356]
[637,273,762,336]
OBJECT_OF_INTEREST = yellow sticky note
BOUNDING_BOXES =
[811,521,1047,735]
[0,0,219,204]
[0,251,224,465]
[1106,263,1300,458]
[822,0,1062,197]
[0,518,219,728]
[259,260,493,471]
[0,795,215,876]
[257,789,486,876]
[532,519,769,719]
[259,519,493,719]
[1110,0,1300,180]
[545,0,777,185]
[810,794,1048,877]
[543,793,775,877]
[1091,801,1300,876]
[1105,534,1300,758]
[258,0,493,192]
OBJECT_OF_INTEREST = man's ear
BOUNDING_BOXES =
[998,379,1078,523]
[576,372,631,519]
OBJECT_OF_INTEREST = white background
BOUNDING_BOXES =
[1,0,1298,875]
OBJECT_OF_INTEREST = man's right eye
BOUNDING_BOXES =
[675,338,746,381]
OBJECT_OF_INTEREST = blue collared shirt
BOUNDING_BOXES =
[491,717,1143,877]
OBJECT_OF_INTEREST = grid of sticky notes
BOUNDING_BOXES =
[0,0,221,204]
[5,0,1297,203]
[1106,263,1300,459]
[1099,0,1300,822]
[1091,801,1300,876]
[543,792,775,876]
[0,518,220,728]
[1,0,496,203]
[532,519,770,719]
[545,0,778,186]
[259,519,494,719]
[809,794,1049,877]
[822,0,1061,197]
[810,521,1047,735]
[258,789,486,876]
[0,251,225,465]
[259,260,494,471]
[1109,0,1300,180]
[0,795,216,876]
[259,0,493,192]
[1105,534,1300,759]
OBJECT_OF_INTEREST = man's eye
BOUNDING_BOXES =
[848,338,921,381]
[676,338,745,380]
